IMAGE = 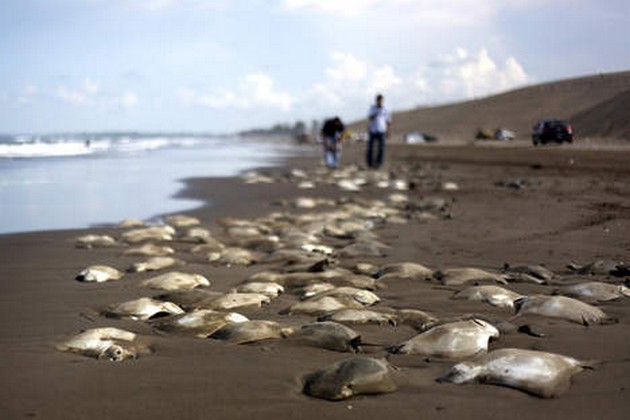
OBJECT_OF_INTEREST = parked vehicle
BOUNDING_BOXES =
[475,128,515,141]
[351,131,368,142]
[494,128,515,141]
[475,128,494,140]
[532,119,573,145]
[404,131,438,144]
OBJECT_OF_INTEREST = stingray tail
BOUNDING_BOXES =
[432,286,461,293]
[350,336,362,353]
[566,261,580,272]
[579,359,602,370]
[386,344,405,354]
[586,357,630,369]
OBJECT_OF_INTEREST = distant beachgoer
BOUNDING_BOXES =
[366,94,391,169]
[321,117,345,169]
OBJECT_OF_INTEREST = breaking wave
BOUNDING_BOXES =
[0,134,208,159]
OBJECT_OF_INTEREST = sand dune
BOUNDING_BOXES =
[571,89,630,140]
[349,70,630,142]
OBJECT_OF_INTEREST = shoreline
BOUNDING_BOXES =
[0,136,310,237]
[0,139,318,234]
[1,142,629,420]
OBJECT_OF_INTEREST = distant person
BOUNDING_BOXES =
[320,116,345,169]
[366,94,391,169]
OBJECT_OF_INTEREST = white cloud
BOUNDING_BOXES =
[17,83,39,104]
[298,51,405,117]
[176,73,294,111]
[55,78,140,110]
[310,52,403,104]
[56,78,100,105]
[368,66,402,95]
[293,48,529,122]
[241,74,294,110]
[309,82,343,106]
[503,57,528,86]
[303,52,400,115]
[422,48,529,100]
[325,52,368,83]
[119,91,139,109]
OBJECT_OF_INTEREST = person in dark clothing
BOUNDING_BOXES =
[321,116,345,169]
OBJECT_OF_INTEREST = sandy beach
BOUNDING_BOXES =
[1,141,629,420]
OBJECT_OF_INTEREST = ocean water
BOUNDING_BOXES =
[0,134,302,235]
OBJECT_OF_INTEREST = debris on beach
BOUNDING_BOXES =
[76,265,124,283]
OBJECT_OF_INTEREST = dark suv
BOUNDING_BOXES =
[532,119,573,145]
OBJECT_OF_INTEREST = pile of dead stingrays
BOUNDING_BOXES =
[57,165,630,402]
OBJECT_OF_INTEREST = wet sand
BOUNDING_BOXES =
[1,141,629,419]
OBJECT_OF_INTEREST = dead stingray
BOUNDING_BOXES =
[389,319,499,359]
[56,327,150,361]
[437,348,588,398]
[287,321,361,352]
[513,295,612,325]
[302,357,397,400]
[553,282,630,302]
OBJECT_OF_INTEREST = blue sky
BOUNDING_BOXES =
[1,0,628,134]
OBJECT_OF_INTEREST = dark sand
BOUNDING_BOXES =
[1,142,629,419]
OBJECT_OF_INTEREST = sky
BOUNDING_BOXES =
[1,0,628,134]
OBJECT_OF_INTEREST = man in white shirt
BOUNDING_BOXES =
[367,94,391,169]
